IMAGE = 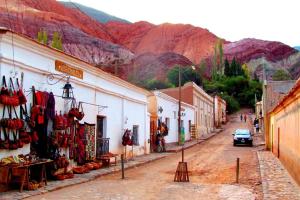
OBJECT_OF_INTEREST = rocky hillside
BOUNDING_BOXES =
[60,1,130,24]
[224,38,297,63]
[0,0,298,81]
[105,21,220,64]
[0,0,133,66]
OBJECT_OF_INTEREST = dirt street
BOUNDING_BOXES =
[28,112,263,200]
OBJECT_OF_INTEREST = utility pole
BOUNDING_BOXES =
[178,66,182,146]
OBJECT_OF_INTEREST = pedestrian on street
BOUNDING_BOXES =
[240,114,243,122]
[255,123,259,133]
[244,114,247,122]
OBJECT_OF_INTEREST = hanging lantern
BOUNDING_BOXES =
[62,77,74,99]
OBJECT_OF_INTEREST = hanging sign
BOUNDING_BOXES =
[55,60,83,79]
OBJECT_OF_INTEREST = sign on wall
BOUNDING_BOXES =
[55,60,83,79]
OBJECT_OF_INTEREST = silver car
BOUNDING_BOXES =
[233,129,253,146]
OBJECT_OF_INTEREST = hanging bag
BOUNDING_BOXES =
[68,99,78,118]
[54,111,65,130]
[16,78,27,105]
[23,104,35,129]
[0,76,19,106]
[0,128,9,149]
[76,102,84,120]
[18,105,31,144]
[9,130,19,150]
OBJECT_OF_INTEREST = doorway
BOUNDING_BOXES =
[96,116,108,158]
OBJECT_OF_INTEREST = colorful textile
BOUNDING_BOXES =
[76,124,85,165]
[84,122,96,161]
[46,92,55,120]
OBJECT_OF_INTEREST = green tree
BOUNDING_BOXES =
[230,57,237,76]
[51,31,63,50]
[37,30,48,45]
[272,69,292,81]
[220,92,240,113]
[242,63,250,79]
[218,39,224,74]
[224,58,231,77]
[167,66,202,86]
[42,31,48,45]
[167,66,202,87]
[143,79,173,90]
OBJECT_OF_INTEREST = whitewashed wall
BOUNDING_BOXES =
[0,32,150,160]
[153,91,195,144]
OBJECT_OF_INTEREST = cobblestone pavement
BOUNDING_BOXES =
[0,153,171,200]
[0,137,211,200]
[24,110,263,200]
[257,151,300,200]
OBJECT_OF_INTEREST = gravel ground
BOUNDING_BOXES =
[27,111,263,200]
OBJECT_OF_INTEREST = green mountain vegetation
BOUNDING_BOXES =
[135,40,262,114]
[60,1,130,24]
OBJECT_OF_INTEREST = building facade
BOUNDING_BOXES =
[214,95,226,127]
[262,80,296,149]
[267,78,300,185]
[148,91,195,147]
[0,29,151,161]
[160,82,214,138]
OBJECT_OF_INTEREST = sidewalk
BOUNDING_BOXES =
[0,153,171,200]
[1,129,222,200]
[165,129,222,153]
[257,150,300,200]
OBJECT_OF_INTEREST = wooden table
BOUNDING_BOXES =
[9,159,53,192]
[99,153,118,167]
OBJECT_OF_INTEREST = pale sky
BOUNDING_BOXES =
[67,0,299,46]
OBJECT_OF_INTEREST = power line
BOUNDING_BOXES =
[4,0,17,76]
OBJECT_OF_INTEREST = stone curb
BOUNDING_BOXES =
[256,151,267,200]
[1,154,170,200]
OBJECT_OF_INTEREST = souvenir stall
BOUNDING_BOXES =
[0,75,101,192]
[0,29,151,192]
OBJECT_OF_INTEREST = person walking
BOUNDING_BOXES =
[244,114,247,122]
[255,123,260,133]
[240,114,243,122]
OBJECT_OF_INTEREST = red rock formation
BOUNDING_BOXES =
[118,52,193,81]
[0,0,298,80]
[0,0,133,66]
[106,22,220,64]
[223,38,296,63]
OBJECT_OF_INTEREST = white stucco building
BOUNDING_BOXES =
[0,29,151,160]
[148,91,195,147]
[160,82,214,138]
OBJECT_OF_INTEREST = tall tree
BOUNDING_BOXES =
[242,64,250,79]
[167,66,202,86]
[272,69,292,81]
[224,58,231,77]
[37,30,48,45]
[51,31,63,50]
[42,31,48,45]
[231,57,237,76]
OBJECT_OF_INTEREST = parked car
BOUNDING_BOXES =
[232,129,253,146]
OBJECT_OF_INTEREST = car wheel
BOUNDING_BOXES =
[249,142,253,147]
[233,141,236,146]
